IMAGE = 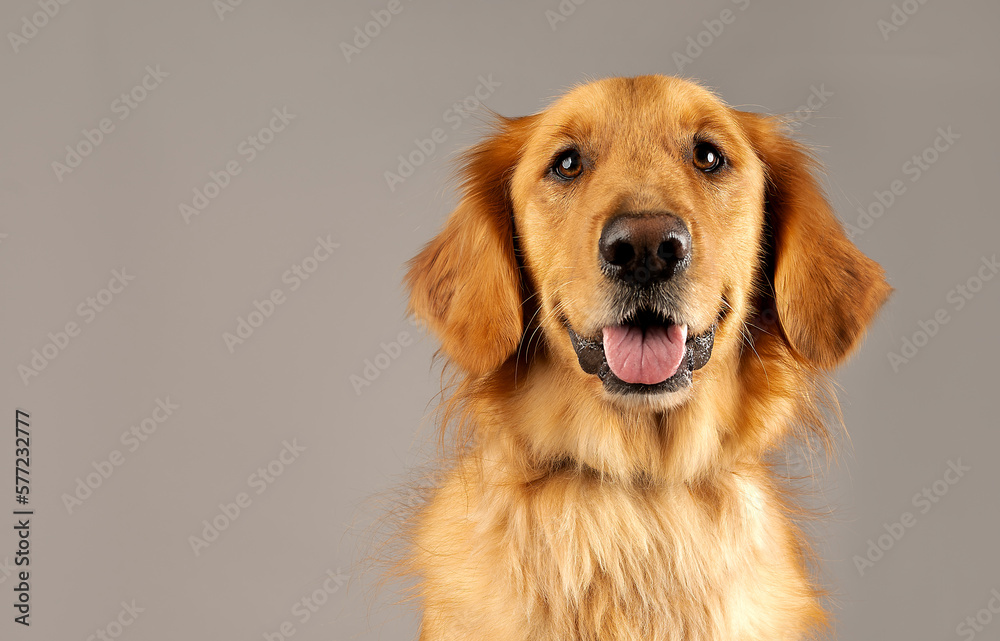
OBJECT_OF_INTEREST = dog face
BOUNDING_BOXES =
[509,77,766,406]
[408,75,889,411]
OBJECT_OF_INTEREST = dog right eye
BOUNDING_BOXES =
[551,149,583,181]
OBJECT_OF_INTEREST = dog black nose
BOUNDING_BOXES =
[599,213,691,285]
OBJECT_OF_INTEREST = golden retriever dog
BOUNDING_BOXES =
[402,75,889,640]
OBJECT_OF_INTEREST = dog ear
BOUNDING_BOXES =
[736,111,891,370]
[406,115,536,377]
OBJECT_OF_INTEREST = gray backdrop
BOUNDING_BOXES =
[1,0,998,639]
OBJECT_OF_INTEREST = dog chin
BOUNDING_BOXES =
[601,383,695,412]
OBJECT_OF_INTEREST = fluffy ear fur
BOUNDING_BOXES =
[737,111,891,370]
[406,115,537,377]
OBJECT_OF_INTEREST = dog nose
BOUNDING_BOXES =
[599,213,691,285]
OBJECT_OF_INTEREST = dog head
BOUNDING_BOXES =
[407,76,889,412]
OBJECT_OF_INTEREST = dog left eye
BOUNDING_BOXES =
[551,149,583,180]
[692,142,724,173]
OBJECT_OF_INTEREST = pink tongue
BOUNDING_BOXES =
[602,323,688,385]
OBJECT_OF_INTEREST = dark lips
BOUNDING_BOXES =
[566,321,716,395]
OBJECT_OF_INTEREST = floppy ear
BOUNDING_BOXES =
[405,115,536,377]
[736,111,891,370]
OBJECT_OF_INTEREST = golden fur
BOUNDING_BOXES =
[401,75,890,640]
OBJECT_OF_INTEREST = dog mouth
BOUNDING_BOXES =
[564,308,716,395]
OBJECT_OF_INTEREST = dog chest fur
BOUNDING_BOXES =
[415,456,820,641]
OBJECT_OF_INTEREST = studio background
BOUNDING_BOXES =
[1,1,998,639]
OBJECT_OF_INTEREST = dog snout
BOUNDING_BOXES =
[598,213,691,286]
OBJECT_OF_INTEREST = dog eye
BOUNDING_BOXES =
[692,142,724,173]
[552,149,583,180]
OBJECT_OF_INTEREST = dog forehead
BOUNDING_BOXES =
[536,76,733,148]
